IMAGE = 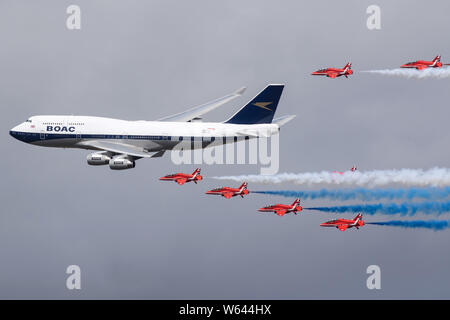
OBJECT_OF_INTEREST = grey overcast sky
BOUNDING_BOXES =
[1,0,450,299]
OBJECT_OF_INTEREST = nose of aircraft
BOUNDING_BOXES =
[9,123,24,141]
[10,124,19,137]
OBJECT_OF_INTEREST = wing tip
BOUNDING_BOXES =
[235,86,247,95]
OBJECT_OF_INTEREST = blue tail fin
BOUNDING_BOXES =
[225,84,284,124]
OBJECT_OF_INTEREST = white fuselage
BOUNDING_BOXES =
[10,115,279,153]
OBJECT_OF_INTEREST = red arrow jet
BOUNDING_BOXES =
[400,55,443,70]
[258,198,302,216]
[311,63,353,78]
[205,182,249,199]
[159,168,202,185]
[333,165,357,175]
[320,213,365,231]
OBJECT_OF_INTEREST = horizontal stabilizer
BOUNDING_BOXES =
[273,115,296,126]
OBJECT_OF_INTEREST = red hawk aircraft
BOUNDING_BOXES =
[400,55,444,70]
[258,198,302,216]
[320,213,365,231]
[333,165,357,175]
[159,168,202,185]
[205,182,249,199]
[311,63,353,78]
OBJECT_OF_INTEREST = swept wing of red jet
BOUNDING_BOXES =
[400,55,444,70]
[159,168,202,185]
[320,213,365,231]
[258,198,302,216]
[205,182,249,199]
[311,63,353,78]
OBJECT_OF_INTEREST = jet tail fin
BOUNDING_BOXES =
[192,168,201,175]
[344,62,352,70]
[239,182,248,191]
[225,84,284,124]
[292,198,300,206]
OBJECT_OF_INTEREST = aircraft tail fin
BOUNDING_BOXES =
[239,182,248,191]
[344,62,352,71]
[192,168,201,175]
[434,55,441,62]
[225,84,284,124]
[292,198,300,206]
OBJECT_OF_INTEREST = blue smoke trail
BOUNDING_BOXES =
[252,187,450,201]
[367,220,450,231]
[305,201,450,216]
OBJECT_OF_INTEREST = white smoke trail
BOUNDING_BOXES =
[212,168,450,187]
[361,67,450,79]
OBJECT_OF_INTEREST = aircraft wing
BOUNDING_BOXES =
[157,86,246,122]
[176,179,187,185]
[80,140,164,158]
[223,192,233,199]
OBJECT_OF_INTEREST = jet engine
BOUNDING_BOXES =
[109,157,135,170]
[87,152,111,165]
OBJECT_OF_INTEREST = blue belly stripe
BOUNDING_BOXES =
[9,131,230,143]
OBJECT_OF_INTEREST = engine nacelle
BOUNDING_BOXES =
[87,153,111,165]
[109,158,135,170]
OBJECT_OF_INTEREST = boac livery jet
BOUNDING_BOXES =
[205,182,249,199]
[400,55,444,70]
[311,63,353,78]
[159,168,202,185]
[10,85,295,170]
[258,198,302,216]
[320,213,365,231]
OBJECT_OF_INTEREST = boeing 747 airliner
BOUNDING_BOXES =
[10,84,295,170]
